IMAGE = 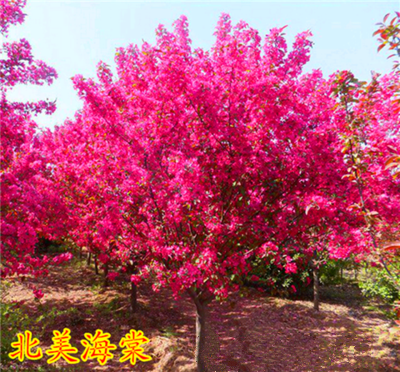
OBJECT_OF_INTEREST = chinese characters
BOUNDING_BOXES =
[9,328,151,366]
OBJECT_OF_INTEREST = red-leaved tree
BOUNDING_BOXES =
[43,15,371,370]
[1,0,70,291]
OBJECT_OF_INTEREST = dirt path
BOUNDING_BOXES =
[2,259,399,371]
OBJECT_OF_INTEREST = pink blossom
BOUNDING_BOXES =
[250,275,260,282]
[131,275,141,285]
[33,289,44,300]
[107,272,119,281]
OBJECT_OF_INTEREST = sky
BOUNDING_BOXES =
[4,0,400,129]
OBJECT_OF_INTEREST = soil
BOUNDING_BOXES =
[2,258,399,371]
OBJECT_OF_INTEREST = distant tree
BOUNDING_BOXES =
[1,0,70,285]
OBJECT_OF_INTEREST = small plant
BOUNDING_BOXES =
[35,305,84,336]
[90,283,103,294]
[160,326,179,338]
[94,297,123,316]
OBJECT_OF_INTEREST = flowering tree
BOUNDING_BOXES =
[372,12,400,300]
[375,12,400,180]
[0,0,69,287]
[44,14,365,370]
[331,68,400,289]
[42,117,142,303]
[374,12,400,71]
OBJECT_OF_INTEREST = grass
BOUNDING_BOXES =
[159,326,179,338]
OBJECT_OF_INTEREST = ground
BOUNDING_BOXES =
[2,258,399,372]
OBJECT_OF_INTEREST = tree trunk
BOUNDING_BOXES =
[127,264,138,313]
[195,301,207,372]
[87,252,91,266]
[313,265,320,311]
[94,256,99,275]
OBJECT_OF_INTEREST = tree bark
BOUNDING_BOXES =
[195,300,207,372]
[127,262,138,313]
[186,288,216,372]
[94,256,99,275]
[87,252,91,266]
[313,266,320,311]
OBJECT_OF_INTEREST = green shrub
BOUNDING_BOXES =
[319,259,348,285]
[358,266,400,303]
[246,255,312,296]
[1,284,34,365]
